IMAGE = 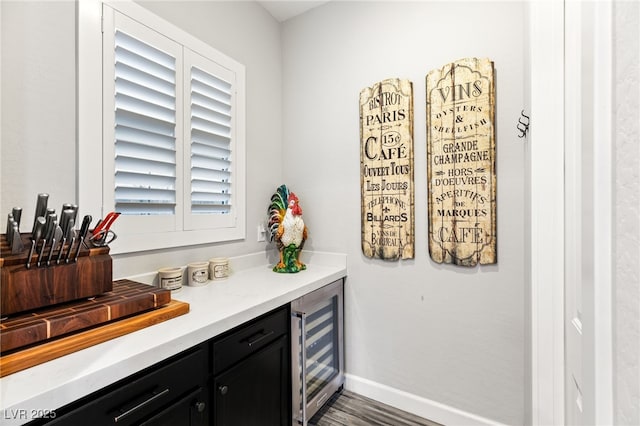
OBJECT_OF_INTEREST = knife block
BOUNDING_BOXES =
[0,233,113,316]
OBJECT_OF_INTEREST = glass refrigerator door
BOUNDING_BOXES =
[305,296,339,401]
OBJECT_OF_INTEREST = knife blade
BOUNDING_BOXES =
[73,215,92,262]
[32,193,49,234]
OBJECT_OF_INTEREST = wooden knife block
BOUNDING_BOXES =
[1,233,113,316]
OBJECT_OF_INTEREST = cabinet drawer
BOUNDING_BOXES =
[213,307,288,374]
[139,386,208,426]
[46,346,207,425]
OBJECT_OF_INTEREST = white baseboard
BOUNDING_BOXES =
[344,374,507,426]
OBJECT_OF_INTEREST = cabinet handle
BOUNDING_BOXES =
[246,329,275,347]
[292,311,309,423]
[219,385,228,395]
[194,401,206,413]
[113,388,170,423]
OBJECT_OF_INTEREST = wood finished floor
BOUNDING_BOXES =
[308,390,442,426]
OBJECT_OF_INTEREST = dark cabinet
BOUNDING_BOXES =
[30,344,209,426]
[212,306,291,426]
[28,304,291,426]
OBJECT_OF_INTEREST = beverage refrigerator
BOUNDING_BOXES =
[290,279,345,426]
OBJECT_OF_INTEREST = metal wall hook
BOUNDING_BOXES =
[517,110,530,138]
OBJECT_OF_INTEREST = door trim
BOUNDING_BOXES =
[528,1,565,424]
[591,1,614,422]
[529,1,614,424]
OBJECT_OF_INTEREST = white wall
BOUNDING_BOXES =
[1,1,76,218]
[613,1,640,424]
[281,2,526,424]
[0,0,284,278]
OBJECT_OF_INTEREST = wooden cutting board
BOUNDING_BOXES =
[0,280,189,377]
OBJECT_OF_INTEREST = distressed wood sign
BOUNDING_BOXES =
[426,58,496,266]
[360,78,414,260]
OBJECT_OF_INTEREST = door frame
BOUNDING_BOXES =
[529,1,613,424]
[528,1,565,424]
[590,2,614,422]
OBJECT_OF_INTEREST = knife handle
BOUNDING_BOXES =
[32,193,49,234]
[11,224,24,254]
[60,209,75,240]
[61,203,74,213]
[27,217,46,269]
[69,204,79,225]
[12,207,22,229]
[65,236,76,263]
[6,213,14,238]
[46,238,56,266]
[56,237,67,264]
[32,217,46,241]
[26,240,37,269]
[57,216,73,263]
[36,238,47,268]
[74,215,92,262]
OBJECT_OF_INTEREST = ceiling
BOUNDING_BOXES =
[258,1,330,22]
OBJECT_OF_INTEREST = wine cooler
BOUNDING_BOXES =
[291,279,344,426]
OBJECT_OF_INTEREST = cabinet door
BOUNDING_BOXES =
[214,335,289,426]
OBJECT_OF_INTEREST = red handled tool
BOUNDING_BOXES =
[92,212,120,239]
[90,212,120,247]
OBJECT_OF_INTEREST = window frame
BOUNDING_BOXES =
[78,0,246,255]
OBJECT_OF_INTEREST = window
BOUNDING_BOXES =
[79,0,245,254]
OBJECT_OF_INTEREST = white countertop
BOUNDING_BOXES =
[0,251,346,425]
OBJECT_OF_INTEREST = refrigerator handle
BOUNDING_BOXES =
[292,310,308,426]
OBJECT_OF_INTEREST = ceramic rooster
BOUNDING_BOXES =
[268,184,308,273]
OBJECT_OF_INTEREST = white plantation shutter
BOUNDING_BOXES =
[114,30,177,215]
[100,3,245,253]
[184,50,238,230]
[189,65,232,214]
[103,8,184,235]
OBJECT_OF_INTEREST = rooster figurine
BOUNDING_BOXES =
[268,184,308,273]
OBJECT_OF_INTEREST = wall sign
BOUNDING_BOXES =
[426,58,496,266]
[360,78,414,260]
